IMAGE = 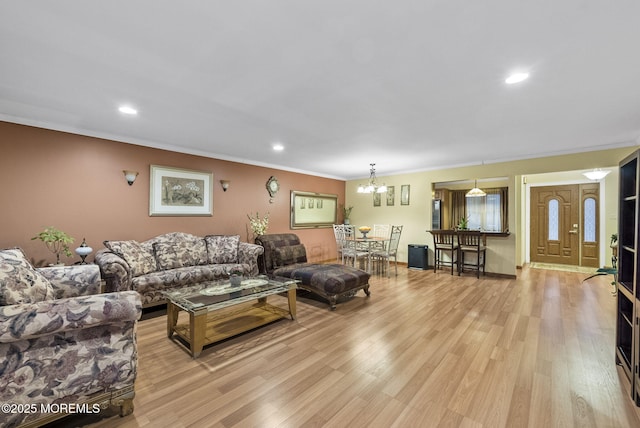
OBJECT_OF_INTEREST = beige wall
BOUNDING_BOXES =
[346,147,638,276]
[0,121,345,265]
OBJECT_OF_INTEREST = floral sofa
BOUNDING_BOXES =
[255,233,371,310]
[0,248,141,428]
[95,232,264,308]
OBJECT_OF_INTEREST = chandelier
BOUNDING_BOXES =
[357,163,387,194]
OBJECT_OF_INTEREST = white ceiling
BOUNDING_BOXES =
[1,1,639,180]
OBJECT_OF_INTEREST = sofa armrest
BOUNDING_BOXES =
[0,290,141,342]
[95,248,132,292]
[238,242,264,276]
[37,264,101,299]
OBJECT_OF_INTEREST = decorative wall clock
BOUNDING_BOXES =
[266,176,279,202]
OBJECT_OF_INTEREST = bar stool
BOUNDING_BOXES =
[457,230,486,278]
[431,230,459,275]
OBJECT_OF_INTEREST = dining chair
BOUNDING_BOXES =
[372,225,402,277]
[457,230,486,278]
[341,225,369,269]
[431,230,459,275]
[333,224,347,263]
[371,224,391,251]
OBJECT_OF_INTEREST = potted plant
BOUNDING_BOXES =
[31,226,74,266]
[611,233,618,258]
[457,216,469,230]
[342,205,353,225]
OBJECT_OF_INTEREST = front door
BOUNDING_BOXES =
[579,183,600,268]
[531,184,600,266]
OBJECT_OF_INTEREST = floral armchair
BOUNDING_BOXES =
[0,248,142,428]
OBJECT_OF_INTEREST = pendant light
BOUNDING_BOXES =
[466,180,486,197]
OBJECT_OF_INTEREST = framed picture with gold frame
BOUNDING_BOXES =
[290,191,337,229]
[149,165,213,216]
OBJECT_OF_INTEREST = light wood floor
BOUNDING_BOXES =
[68,266,640,427]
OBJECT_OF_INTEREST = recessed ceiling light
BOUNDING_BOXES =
[118,105,138,115]
[273,143,284,151]
[505,73,529,85]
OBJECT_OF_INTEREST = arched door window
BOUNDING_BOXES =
[548,199,559,241]
[584,197,596,242]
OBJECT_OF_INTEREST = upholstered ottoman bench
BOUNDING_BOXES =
[255,234,371,310]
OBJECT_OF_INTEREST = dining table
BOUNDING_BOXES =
[354,236,389,273]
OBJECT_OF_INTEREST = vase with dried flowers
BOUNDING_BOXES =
[247,211,270,237]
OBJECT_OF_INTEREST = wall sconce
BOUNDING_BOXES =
[123,170,139,186]
[220,180,230,192]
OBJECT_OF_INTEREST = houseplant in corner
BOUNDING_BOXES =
[342,205,353,225]
[31,226,74,266]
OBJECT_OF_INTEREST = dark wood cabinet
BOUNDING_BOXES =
[617,150,640,405]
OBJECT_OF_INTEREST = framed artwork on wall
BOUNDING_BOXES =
[149,165,213,216]
[290,191,337,229]
[401,184,410,206]
[373,192,381,207]
[386,186,395,206]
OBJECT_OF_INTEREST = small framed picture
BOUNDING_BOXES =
[386,186,395,206]
[401,184,410,206]
[373,192,381,207]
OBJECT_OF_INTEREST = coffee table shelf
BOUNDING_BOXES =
[164,276,297,358]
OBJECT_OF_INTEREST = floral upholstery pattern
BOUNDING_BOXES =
[152,233,208,269]
[255,234,371,310]
[0,263,141,427]
[0,248,54,305]
[205,235,240,264]
[96,232,263,308]
[131,264,250,306]
[38,264,101,299]
[103,240,156,277]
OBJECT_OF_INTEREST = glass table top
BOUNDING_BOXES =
[163,275,298,313]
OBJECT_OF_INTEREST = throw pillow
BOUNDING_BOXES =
[0,248,54,305]
[152,242,204,270]
[103,240,157,277]
[205,235,240,264]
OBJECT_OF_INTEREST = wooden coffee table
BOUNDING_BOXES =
[163,275,298,358]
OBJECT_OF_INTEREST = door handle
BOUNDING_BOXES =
[569,229,578,234]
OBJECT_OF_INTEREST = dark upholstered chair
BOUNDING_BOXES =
[255,234,370,310]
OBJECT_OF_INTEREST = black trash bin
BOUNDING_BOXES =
[408,244,429,270]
